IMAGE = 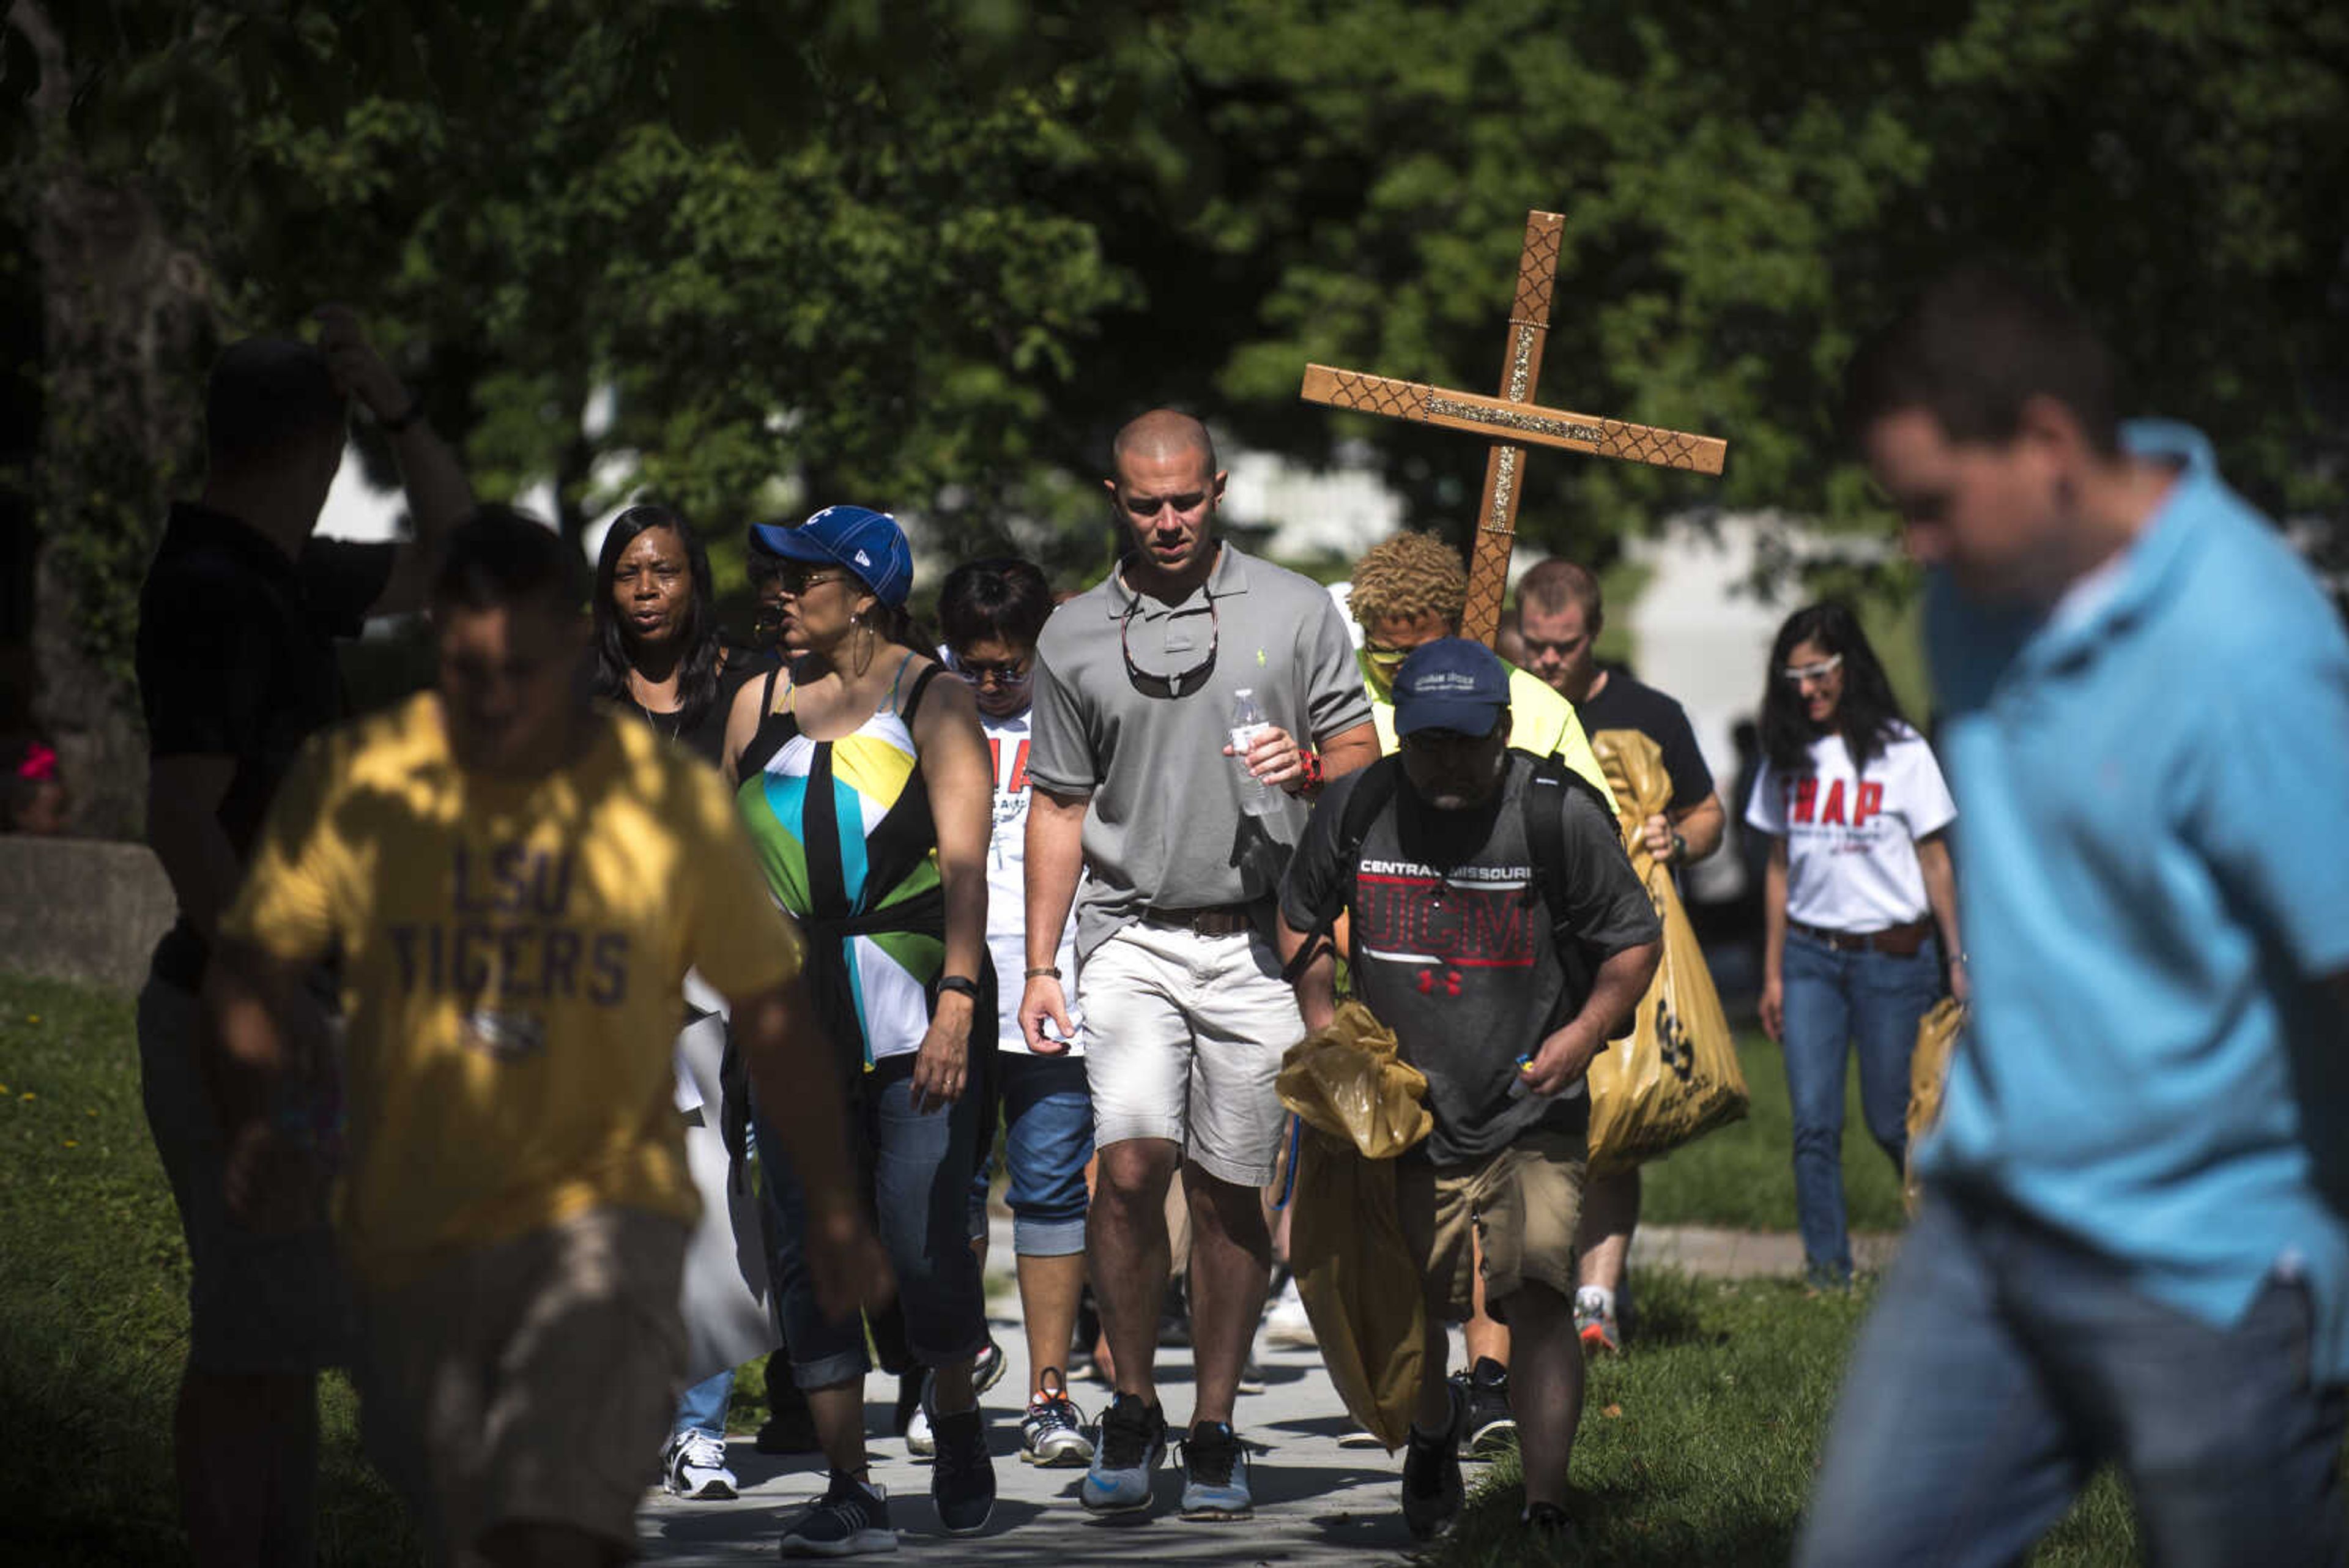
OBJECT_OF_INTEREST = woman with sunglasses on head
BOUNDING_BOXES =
[1746,603,1963,1289]
[723,506,1000,1555]
[937,557,1102,1471]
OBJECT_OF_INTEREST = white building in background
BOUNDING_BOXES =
[1224,441,1403,562]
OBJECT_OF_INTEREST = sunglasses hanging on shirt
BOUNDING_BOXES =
[1120,592,1220,699]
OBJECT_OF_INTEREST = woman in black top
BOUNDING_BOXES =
[590,503,803,1496]
[592,504,765,767]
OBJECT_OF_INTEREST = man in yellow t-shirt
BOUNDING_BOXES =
[207,509,889,1568]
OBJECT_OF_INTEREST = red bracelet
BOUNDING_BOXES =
[1293,746,1324,794]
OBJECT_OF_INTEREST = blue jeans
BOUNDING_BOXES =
[1799,1195,2348,1567]
[756,1055,987,1390]
[967,1054,1094,1257]
[674,1369,732,1441]
[1779,929,1940,1280]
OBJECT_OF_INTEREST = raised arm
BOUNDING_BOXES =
[315,305,473,616]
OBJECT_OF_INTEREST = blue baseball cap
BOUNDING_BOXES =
[1392,637,1510,737]
[746,505,913,608]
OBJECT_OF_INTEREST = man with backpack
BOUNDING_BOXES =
[1275,639,1661,1548]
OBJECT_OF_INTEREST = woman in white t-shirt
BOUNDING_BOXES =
[1745,603,1962,1286]
[938,557,1097,1469]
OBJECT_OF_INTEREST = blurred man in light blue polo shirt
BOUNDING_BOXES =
[1799,264,2349,1568]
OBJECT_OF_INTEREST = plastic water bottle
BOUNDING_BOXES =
[1229,688,1275,817]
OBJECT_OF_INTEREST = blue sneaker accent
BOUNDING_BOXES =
[1080,1393,1165,1514]
[1178,1420,1252,1520]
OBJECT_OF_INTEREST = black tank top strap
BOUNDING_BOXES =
[732,666,801,781]
[899,660,947,726]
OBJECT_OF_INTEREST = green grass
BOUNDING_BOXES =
[0,973,418,1566]
[1428,1268,2146,1567]
[1641,1032,1907,1234]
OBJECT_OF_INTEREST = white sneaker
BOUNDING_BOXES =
[1262,1276,1316,1349]
[662,1430,737,1499]
[905,1400,935,1460]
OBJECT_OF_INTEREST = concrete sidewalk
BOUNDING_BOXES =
[639,1219,1888,1565]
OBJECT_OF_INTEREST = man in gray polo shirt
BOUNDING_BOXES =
[1022,409,1377,1522]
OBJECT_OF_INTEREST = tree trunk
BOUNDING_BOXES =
[15,0,213,840]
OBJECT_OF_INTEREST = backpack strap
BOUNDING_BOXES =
[1278,754,1401,984]
[1520,751,1617,995]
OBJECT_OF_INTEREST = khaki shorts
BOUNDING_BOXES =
[1078,920,1301,1187]
[355,1206,687,1564]
[1398,1129,1587,1325]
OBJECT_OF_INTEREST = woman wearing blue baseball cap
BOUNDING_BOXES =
[722,505,1003,1550]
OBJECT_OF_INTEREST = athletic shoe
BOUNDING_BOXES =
[1236,1355,1267,1396]
[1337,1427,1386,1449]
[1079,1392,1167,1514]
[1019,1375,1093,1468]
[1400,1380,1466,1540]
[1178,1419,1252,1520]
[778,1472,896,1557]
[662,1429,738,1499]
[1261,1274,1317,1348]
[1575,1288,1621,1355]
[1461,1357,1518,1457]
[905,1400,935,1460]
[928,1406,996,1535]
[1521,1499,1578,1550]
[971,1337,1008,1397]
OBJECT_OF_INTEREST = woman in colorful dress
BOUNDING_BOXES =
[722,505,1000,1555]
[1746,603,1963,1288]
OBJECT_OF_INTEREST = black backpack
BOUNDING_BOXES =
[1284,750,1620,989]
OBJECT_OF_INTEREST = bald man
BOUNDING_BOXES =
[1021,410,1378,1522]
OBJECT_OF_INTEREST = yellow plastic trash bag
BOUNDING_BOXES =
[1583,728,1750,1176]
[1275,1000,1431,1452]
[1902,997,1967,1216]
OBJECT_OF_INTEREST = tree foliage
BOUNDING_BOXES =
[10,1,2348,833]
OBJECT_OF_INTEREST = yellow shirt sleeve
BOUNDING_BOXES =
[218,730,348,965]
[677,763,806,1002]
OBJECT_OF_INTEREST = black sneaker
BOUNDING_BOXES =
[1521,1499,1578,1551]
[778,1471,896,1557]
[1178,1419,1252,1520]
[1463,1356,1517,1457]
[929,1406,996,1536]
[1080,1392,1168,1514]
[1401,1381,1465,1540]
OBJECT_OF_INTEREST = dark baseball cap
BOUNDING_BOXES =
[745,505,913,608]
[1392,637,1510,737]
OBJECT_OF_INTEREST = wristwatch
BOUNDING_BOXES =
[1669,831,1688,863]
[935,975,981,1001]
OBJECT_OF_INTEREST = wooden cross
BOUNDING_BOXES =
[1300,210,1727,646]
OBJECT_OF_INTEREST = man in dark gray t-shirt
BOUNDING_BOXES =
[1277,638,1660,1547]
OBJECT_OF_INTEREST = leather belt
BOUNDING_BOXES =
[1791,917,1933,957]
[1140,902,1263,937]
